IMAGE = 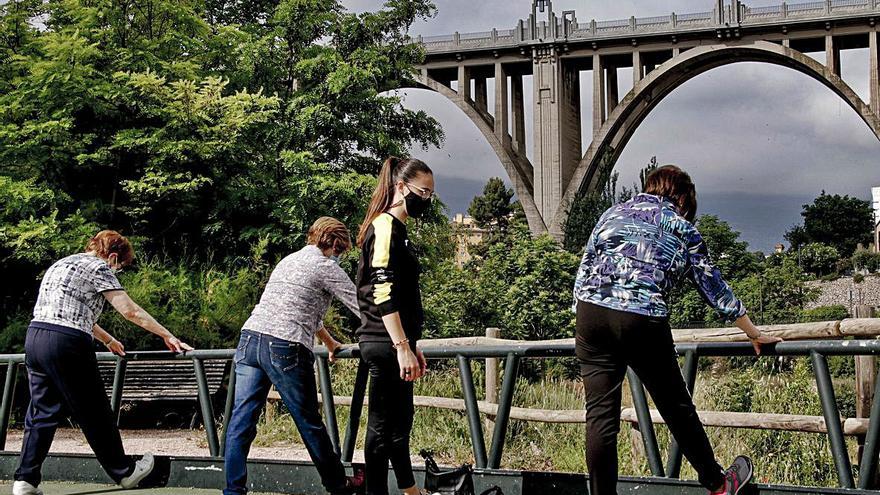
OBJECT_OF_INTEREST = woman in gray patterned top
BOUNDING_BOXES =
[13,230,193,495]
[223,217,363,495]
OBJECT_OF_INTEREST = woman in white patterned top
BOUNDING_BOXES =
[13,230,193,495]
[224,217,363,495]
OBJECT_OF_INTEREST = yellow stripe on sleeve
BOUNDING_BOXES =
[374,282,393,305]
[370,213,394,268]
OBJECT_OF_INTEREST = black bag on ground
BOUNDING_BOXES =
[420,449,475,495]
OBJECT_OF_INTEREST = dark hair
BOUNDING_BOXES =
[643,165,698,222]
[307,217,352,254]
[86,230,135,267]
[357,157,433,246]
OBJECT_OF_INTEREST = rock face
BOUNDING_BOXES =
[806,276,880,311]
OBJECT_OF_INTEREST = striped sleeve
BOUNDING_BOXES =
[369,214,399,316]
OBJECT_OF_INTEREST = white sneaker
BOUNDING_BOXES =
[12,481,42,495]
[119,452,155,489]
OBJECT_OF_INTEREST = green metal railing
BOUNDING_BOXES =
[2,340,880,489]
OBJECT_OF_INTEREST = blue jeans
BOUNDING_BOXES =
[223,330,347,495]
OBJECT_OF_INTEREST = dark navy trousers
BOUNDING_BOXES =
[15,325,134,486]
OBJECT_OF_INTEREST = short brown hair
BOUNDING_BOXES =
[307,217,352,254]
[643,165,698,222]
[86,230,135,267]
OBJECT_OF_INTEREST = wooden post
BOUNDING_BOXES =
[485,328,500,431]
[855,306,877,462]
[266,385,277,422]
[630,424,646,467]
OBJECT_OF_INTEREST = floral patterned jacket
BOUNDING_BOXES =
[573,193,746,321]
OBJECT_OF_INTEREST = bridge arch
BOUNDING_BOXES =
[548,40,880,236]
[402,74,548,234]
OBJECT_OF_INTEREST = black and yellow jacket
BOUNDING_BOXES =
[356,212,424,343]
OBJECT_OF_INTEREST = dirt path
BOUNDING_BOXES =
[4,428,368,463]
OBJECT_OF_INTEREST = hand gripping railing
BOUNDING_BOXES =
[3,340,880,489]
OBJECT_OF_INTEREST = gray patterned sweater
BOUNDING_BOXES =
[243,245,360,350]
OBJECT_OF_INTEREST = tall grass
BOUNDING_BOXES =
[253,356,862,488]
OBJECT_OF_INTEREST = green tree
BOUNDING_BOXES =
[693,215,761,281]
[853,247,880,273]
[471,226,579,340]
[0,0,443,258]
[784,224,809,252]
[0,176,99,351]
[468,177,514,231]
[732,257,817,325]
[798,242,840,277]
[794,192,873,257]
[564,156,661,253]
[563,172,625,253]
[0,0,446,351]
[639,155,659,190]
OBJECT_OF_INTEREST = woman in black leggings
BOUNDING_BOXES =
[356,157,434,495]
[572,165,781,495]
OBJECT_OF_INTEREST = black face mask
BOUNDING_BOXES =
[405,192,432,219]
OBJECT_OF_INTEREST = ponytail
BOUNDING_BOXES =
[358,157,399,246]
[357,156,432,247]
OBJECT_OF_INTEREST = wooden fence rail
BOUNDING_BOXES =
[288,393,872,436]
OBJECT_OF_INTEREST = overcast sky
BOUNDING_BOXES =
[343,0,880,252]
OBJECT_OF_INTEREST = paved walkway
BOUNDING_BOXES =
[0,482,284,495]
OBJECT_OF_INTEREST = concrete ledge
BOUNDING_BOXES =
[0,452,875,495]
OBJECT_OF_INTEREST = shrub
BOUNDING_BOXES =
[852,248,880,273]
[801,305,849,322]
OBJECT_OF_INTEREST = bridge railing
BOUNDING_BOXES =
[417,0,880,53]
[2,333,880,489]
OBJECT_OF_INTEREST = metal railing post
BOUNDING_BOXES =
[487,353,519,469]
[628,369,665,477]
[458,356,488,468]
[0,362,17,450]
[858,365,880,488]
[193,357,221,457]
[110,358,127,425]
[316,356,340,455]
[342,359,369,463]
[812,351,854,488]
[220,360,237,457]
[666,350,698,477]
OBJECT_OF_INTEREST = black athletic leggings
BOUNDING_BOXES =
[359,341,417,495]
[575,301,725,495]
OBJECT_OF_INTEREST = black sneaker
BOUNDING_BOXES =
[711,455,754,495]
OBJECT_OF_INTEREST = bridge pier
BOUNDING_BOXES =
[606,62,619,114]
[532,46,582,222]
[475,76,489,115]
[592,54,606,137]
[511,73,527,155]
[457,65,471,102]
[632,50,643,84]
[826,34,841,76]
[871,30,880,116]
[494,62,509,143]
